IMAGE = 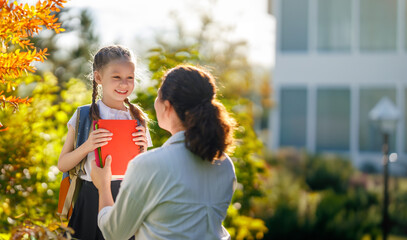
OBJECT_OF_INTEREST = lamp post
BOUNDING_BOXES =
[369,97,400,240]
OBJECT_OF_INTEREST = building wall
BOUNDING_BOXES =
[269,0,407,174]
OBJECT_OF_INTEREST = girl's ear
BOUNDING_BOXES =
[94,71,102,84]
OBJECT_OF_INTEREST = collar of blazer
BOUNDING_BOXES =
[163,130,185,147]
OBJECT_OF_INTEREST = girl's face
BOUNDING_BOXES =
[95,60,135,106]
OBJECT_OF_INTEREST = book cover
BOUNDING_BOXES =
[93,119,140,178]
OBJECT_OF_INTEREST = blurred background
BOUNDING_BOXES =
[1,0,407,239]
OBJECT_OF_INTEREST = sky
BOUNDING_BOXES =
[63,0,275,68]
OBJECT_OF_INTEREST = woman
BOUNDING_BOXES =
[91,65,237,240]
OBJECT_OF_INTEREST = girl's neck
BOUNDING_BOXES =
[101,98,127,111]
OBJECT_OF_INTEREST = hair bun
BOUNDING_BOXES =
[160,65,236,162]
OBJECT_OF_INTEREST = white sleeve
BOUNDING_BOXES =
[146,127,153,147]
[67,109,78,130]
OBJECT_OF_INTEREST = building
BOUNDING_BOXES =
[268,0,407,174]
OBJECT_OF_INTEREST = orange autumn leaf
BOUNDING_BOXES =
[0,121,8,132]
[0,0,67,117]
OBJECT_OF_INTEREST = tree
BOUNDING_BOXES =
[33,8,100,87]
[0,0,66,114]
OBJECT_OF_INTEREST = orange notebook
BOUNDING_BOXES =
[93,119,140,178]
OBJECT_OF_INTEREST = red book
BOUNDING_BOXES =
[93,119,140,178]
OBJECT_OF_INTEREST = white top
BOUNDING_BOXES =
[98,131,236,240]
[67,100,153,181]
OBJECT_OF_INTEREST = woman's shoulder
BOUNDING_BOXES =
[223,154,236,172]
[214,153,235,171]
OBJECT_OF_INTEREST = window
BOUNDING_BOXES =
[281,0,309,51]
[316,88,350,151]
[405,1,407,51]
[280,88,307,147]
[317,0,351,51]
[359,88,397,152]
[360,0,397,51]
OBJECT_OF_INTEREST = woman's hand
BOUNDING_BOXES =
[84,128,113,152]
[91,155,114,212]
[91,155,112,191]
[132,126,148,152]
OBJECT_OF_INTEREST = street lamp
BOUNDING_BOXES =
[369,97,400,240]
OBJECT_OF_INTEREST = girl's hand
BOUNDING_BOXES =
[85,128,113,152]
[91,155,112,191]
[132,126,148,153]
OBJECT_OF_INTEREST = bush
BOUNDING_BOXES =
[313,189,381,240]
[305,154,354,193]
[391,184,407,236]
[256,149,387,240]
[0,74,91,233]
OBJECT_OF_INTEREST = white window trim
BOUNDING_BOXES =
[398,0,405,53]
[307,84,317,153]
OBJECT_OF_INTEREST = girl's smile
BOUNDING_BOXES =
[115,89,129,95]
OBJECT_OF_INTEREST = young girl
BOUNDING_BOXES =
[58,45,152,240]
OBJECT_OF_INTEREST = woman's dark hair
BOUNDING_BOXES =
[160,65,236,162]
[90,45,147,126]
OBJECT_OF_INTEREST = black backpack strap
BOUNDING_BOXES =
[61,104,92,218]
[75,104,92,148]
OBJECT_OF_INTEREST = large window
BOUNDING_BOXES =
[359,88,397,152]
[360,0,398,51]
[316,88,350,151]
[281,0,308,51]
[317,0,351,51]
[280,88,307,148]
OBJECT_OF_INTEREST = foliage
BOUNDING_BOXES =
[252,148,407,240]
[0,73,91,234]
[0,0,66,112]
[228,97,267,212]
[155,7,262,100]
[390,182,407,236]
[9,220,73,240]
[139,46,200,146]
[226,205,268,240]
[305,154,354,193]
[313,189,381,240]
[33,8,100,86]
[269,149,354,193]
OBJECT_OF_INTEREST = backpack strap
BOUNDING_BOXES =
[61,104,92,219]
[73,104,92,174]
